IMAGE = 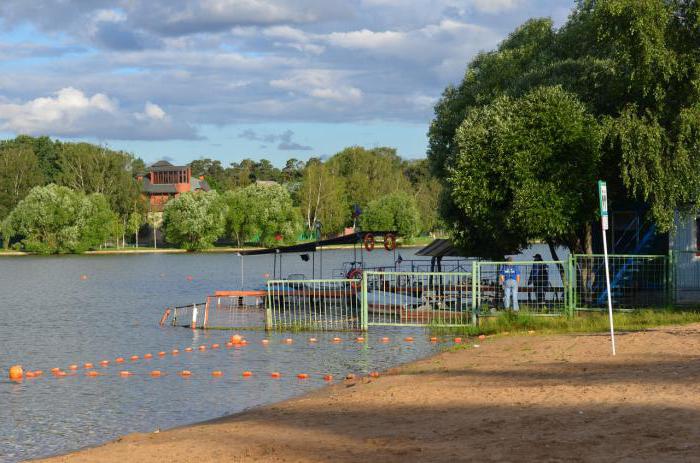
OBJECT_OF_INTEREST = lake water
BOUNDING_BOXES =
[0,244,559,462]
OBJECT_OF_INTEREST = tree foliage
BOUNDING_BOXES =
[2,184,118,254]
[297,160,348,235]
[361,191,421,239]
[222,183,301,247]
[162,191,226,251]
[429,0,700,255]
[0,144,44,221]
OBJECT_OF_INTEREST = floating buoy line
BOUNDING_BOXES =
[6,335,480,382]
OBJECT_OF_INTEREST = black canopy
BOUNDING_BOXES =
[237,231,397,256]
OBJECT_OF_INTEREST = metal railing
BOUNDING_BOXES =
[572,254,668,309]
[475,261,569,315]
[364,271,473,327]
[265,279,363,331]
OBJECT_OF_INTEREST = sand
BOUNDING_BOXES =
[38,325,700,462]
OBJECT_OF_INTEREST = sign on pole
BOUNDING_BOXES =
[598,180,616,355]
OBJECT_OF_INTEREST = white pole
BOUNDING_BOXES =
[601,222,616,355]
[240,255,244,288]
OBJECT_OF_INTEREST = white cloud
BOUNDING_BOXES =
[471,0,523,14]
[0,88,197,140]
[270,69,363,103]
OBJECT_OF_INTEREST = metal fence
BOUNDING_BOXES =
[671,250,700,306]
[265,279,363,331]
[169,302,206,328]
[203,293,267,329]
[572,254,669,309]
[364,271,473,326]
[475,261,569,315]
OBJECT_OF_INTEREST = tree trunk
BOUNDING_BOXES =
[546,239,567,283]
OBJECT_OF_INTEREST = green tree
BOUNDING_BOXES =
[429,0,700,255]
[0,144,44,221]
[222,183,301,247]
[56,142,141,219]
[361,191,421,240]
[326,146,411,216]
[403,159,443,234]
[2,184,118,254]
[126,212,143,247]
[162,192,226,251]
[298,161,348,236]
[449,86,601,258]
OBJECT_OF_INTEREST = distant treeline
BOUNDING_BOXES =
[0,136,441,253]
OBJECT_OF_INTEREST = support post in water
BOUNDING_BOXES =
[191,303,198,329]
[599,180,616,355]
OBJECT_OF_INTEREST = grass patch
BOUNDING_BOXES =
[431,309,700,337]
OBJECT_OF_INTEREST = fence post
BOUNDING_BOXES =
[568,255,576,316]
[265,282,273,331]
[667,250,674,307]
[471,261,478,325]
[361,271,368,331]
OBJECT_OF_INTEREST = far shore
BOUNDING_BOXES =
[37,324,700,462]
[0,243,423,257]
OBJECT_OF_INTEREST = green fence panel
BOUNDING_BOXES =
[572,254,668,310]
[476,260,568,315]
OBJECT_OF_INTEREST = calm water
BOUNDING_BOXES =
[0,248,445,462]
[0,244,559,462]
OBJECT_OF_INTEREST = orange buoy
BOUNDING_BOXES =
[261,339,270,345]
[242,371,253,377]
[369,371,380,378]
[51,367,61,374]
[430,337,438,343]
[323,374,333,381]
[309,337,317,343]
[80,275,88,281]
[172,349,180,355]
[99,360,109,366]
[270,372,281,378]
[144,353,153,359]
[478,334,486,340]
[380,337,390,343]
[284,338,293,344]
[226,342,234,348]
[211,370,223,377]
[179,370,192,377]
[332,337,342,343]
[263,273,270,278]
[84,363,94,369]
[211,343,220,349]
[404,337,414,342]
[86,371,100,377]
[186,275,193,281]
[454,337,462,344]
[150,370,162,377]
[297,373,309,379]
[184,347,193,352]
[198,345,206,351]
[356,337,365,343]
[55,370,67,377]
[230,334,243,344]
[69,364,78,370]
[240,340,248,346]
[158,351,166,357]
[33,370,43,376]
[119,371,132,377]
[130,355,139,361]
[25,371,36,378]
[115,357,125,363]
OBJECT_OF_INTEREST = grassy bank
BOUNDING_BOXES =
[433,309,700,337]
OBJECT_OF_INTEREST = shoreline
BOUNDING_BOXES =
[0,244,423,257]
[36,325,700,462]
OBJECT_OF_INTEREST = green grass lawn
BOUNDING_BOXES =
[432,309,700,337]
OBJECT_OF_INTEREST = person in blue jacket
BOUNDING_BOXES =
[499,257,521,311]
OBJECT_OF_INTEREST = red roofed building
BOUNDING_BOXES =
[137,160,210,211]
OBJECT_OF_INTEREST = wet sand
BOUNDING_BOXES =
[38,325,700,462]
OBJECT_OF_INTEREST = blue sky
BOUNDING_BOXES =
[0,0,573,166]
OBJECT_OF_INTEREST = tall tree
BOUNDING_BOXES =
[429,0,700,256]
[298,161,348,236]
[0,144,44,221]
[162,191,226,251]
[360,191,421,240]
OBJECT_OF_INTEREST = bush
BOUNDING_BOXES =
[360,191,421,239]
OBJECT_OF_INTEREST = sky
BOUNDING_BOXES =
[0,0,574,166]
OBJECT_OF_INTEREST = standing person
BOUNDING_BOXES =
[499,257,520,311]
[528,253,549,307]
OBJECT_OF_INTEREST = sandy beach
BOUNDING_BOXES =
[38,324,700,462]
